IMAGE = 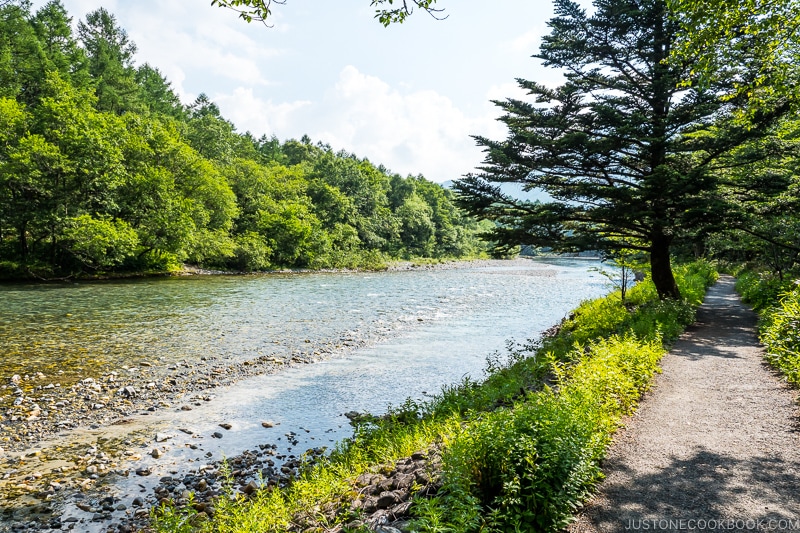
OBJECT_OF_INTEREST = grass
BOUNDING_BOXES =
[152,260,717,533]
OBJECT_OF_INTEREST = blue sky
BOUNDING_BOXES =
[31,1,591,182]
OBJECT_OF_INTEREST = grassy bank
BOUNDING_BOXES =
[736,271,800,386]
[154,261,717,533]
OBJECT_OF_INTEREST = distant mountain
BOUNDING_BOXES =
[441,180,552,203]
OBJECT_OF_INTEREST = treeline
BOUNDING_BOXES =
[0,1,489,279]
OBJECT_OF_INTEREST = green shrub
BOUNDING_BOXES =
[423,335,664,532]
[735,270,794,312]
[734,270,800,386]
[756,284,800,386]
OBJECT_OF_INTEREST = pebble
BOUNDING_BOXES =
[151,448,163,459]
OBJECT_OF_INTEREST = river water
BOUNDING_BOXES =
[0,258,607,531]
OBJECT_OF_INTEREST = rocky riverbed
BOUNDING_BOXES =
[0,258,607,532]
[0,333,373,532]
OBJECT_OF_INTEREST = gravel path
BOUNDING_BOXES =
[569,276,800,533]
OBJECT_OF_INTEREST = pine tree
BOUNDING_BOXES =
[455,0,795,299]
[77,7,140,114]
[31,0,89,90]
[135,63,185,119]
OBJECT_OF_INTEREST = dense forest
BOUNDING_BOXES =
[0,1,490,280]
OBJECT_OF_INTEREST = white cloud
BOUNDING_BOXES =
[302,66,493,182]
[214,87,311,136]
[122,3,281,93]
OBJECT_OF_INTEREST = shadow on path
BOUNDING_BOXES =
[568,276,800,533]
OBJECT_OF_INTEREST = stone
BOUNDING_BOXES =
[242,480,259,495]
[212,431,223,439]
[151,448,163,459]
[155,433,172,442]
[376,491,400,509]
[261,421,274,428]
[361,496,378,513]
[135,467,151,476]
[219,423,232,430]
[393,472,415,490]
[132,497,144,507]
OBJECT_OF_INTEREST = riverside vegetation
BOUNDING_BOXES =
[736,271,800,387]
[151,261,718,532]
[0,2,490,281]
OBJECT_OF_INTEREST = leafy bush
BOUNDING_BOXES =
[735,270,794,312]
[760,287,800,386]
[420,335,664,532]
[737,271,800,386]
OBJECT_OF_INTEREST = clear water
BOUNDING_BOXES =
[0,258,610,529]
[0,259,606,388]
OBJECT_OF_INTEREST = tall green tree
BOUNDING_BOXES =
[455,0,795,299]
[77,7,140,114]
[31,0,89,90]
[668,0,800,101]
[135,63,185,119]
[0,1,49,104]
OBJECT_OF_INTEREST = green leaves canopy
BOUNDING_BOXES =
[455,0,796,299]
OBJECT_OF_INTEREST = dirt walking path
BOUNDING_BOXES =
[569,276,800,533]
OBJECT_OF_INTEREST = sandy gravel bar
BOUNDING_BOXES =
[569,276,800,533]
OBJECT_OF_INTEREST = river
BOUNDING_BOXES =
[0,258,608,532]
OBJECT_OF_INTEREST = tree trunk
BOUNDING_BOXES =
[19,221,28,263]
[650,233,681,300]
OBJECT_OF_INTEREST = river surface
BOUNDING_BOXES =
[0,258,608,531]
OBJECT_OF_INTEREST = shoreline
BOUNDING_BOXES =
[0,257,604,531]
[0,254,602,284]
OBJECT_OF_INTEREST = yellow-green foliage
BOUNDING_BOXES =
[736,271,800,386]
[761,288,800,385]
[153,261,715,533]
[543,261,716,356]
[738,273,800,386]
[421,335,665,532]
